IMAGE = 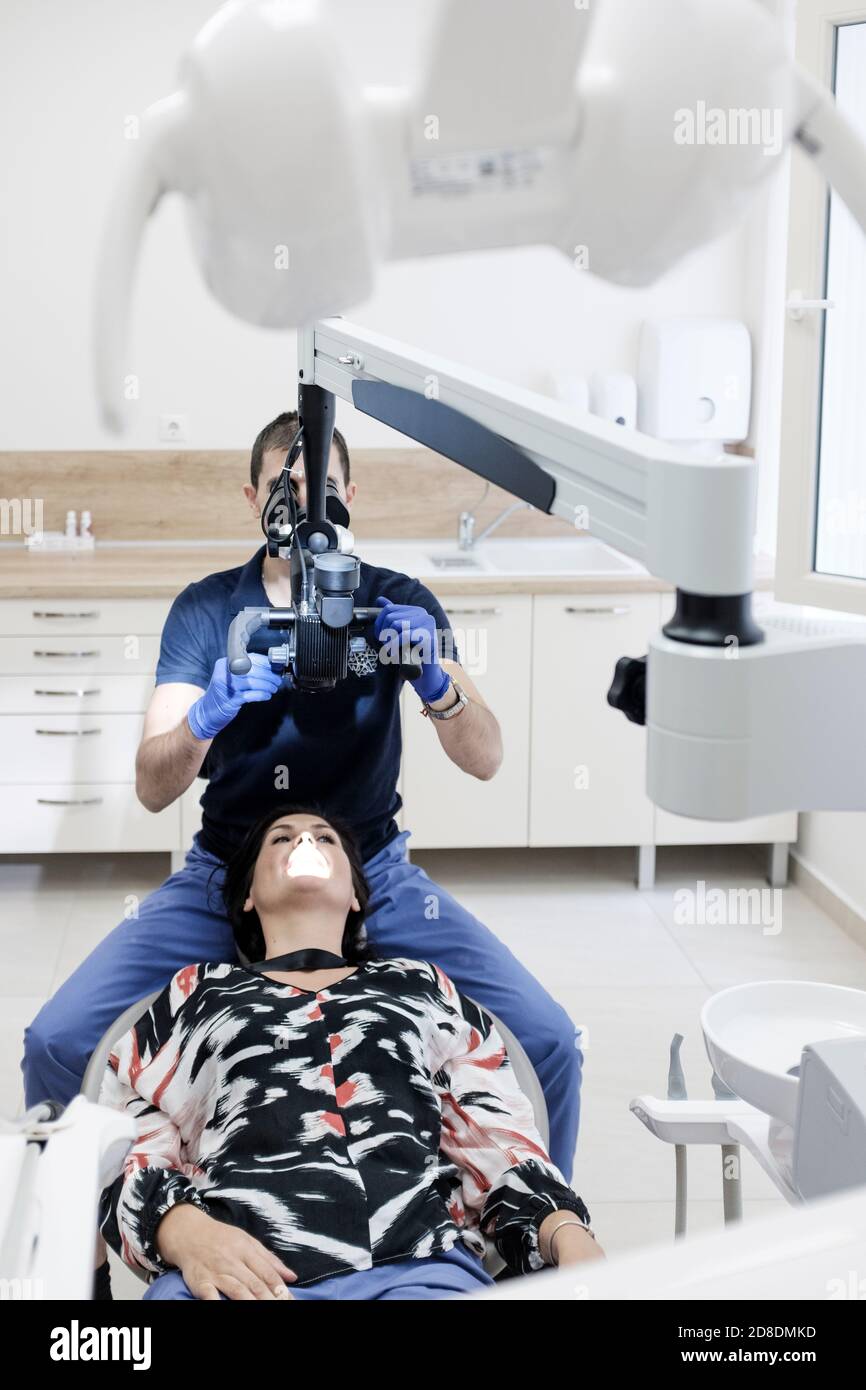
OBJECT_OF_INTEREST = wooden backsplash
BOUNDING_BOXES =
[0,449,578,542]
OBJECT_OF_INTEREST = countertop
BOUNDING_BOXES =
[0,543,776,600]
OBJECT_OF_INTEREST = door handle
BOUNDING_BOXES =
[33,689,102,697]
[564,605,631,615]
[32,610,100,620]
[34,728,102,736]
[36,796,104,806]
[786,290,836,322]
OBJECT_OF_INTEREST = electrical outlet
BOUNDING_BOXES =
[159,414,189,443]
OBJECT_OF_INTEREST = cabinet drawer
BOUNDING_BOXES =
[0,714,143,783]
[0,635,160,674]
[0,784,179,852]
[0,674,154,714]
[401,596,531,848]
[530,593,658,846]
[0,598,171,635]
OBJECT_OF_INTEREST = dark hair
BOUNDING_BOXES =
[221,802,375,966]
[250,410,351,492]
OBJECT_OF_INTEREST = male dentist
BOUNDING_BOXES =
[22,411,583,1184]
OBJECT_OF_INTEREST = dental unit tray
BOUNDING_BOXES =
[630,981,866,1233]
[0,1096,135,1300]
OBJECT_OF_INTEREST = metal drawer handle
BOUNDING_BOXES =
[445,607,503,617]
[564,605,631,616]
[32,610,100,620]
[33,650,101,658]
[35,728,102,736]
[34,688,101,697]
[36,796,104,806]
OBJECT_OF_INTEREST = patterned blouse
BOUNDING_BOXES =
[98,957,590,1288]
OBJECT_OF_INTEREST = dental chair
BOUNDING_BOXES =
[80,983,549,1286]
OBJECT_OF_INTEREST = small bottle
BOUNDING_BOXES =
[65,510,78,539]
[80,510,93,539]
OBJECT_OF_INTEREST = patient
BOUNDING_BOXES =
[98,803,602,1300]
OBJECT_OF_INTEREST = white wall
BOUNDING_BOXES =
[1,0,759,454]
[796,815,866,921]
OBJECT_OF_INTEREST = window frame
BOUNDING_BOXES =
[776,0,866,615]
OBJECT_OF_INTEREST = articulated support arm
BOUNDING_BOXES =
[300,320,866,818]
[300,319,759,605]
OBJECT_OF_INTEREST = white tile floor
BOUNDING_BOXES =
[3,841,865,1301]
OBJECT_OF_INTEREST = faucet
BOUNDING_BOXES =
[458,510,475,550]
[458,499,530,550]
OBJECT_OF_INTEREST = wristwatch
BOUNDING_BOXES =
[420,677,468,720]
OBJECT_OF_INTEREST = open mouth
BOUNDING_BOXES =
[284,842,331,879]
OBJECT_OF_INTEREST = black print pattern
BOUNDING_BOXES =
[98,957,589,1286]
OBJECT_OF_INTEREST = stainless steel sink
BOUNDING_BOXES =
[470,537,644,576]
[428,553,486,571]
[356,536,645,579]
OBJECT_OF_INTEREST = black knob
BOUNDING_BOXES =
[606,655,647,726]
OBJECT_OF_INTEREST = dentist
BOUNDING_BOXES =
[22,411,583,1209]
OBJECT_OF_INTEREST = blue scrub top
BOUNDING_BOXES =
[155,545,460,864]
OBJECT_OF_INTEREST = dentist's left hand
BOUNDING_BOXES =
[373,595,451,703]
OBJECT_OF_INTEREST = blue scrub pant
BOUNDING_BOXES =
[143,1243,494,1301]
[21,829,582,1177]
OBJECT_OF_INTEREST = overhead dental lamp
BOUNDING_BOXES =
[92,0,866,821]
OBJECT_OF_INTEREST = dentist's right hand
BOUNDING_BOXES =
[187,653,284,741]
[156,1204,297,1300]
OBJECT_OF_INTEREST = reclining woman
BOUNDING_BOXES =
[98,803,602,1301]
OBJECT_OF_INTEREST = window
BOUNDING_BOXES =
[777,3,866,615]
[814,22,866,582]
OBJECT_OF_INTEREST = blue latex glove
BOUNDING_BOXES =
[373,595,451,704]
[187,653,284,741]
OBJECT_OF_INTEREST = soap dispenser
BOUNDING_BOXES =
[637,317,752,455]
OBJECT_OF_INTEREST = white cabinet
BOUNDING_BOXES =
[0,598,177,853]
[0,785,179,853]
[0,635,161,674]
[399,586,796,871]
[0,588,798,870]
[0,714,145,783]
[400,595,531,847]
[1,599,171,634]
[529,594,657,846]
[0,674,155,714]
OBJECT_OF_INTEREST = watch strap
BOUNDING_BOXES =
[421,678,468,720]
